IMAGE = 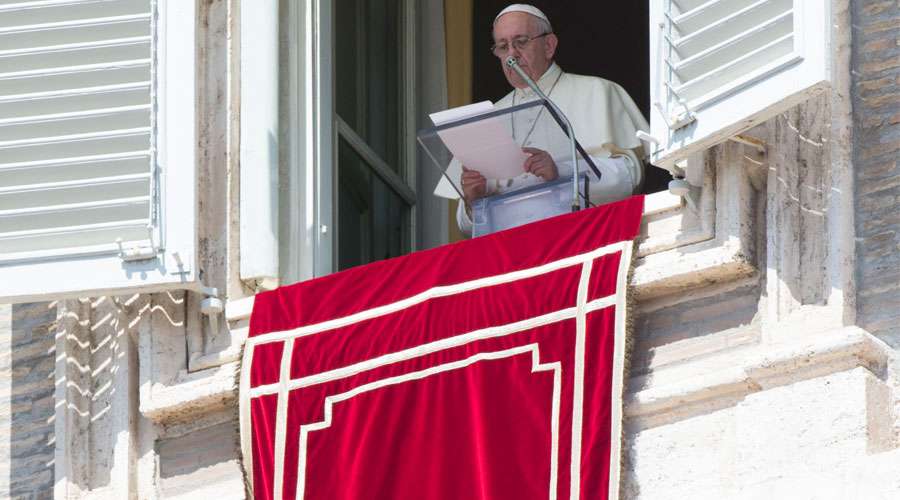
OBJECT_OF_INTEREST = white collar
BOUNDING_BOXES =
[514,63,563,99]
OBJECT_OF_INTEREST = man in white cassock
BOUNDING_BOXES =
[455,4,650,235]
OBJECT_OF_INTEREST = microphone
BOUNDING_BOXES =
[506,56,582,211]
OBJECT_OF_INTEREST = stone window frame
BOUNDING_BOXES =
[634,142,763,301]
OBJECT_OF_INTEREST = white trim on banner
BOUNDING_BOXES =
[608,241,633,500]
[295,344,562,500]
[569,260,594,499]
[245,241,627,347]
[239,237,633,500]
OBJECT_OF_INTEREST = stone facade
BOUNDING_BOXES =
[854,0,900,342]
[1,303,56,499]
[623,0,900,497]
[0,0,898,498]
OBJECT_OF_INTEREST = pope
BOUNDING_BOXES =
[457,4,650,235]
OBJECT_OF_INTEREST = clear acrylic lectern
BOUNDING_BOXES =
[418,100,600,237]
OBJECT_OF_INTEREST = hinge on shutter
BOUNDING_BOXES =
[116,226,160,262]
[654,101,696,132]
[658,5,697,132]
[656,83,697,131]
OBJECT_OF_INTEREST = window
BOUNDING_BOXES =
[333,0,416,270]
[0,0,154,258]
[0,0,198,303]
[649,0,830,170]
[276,0,457,283]
[635,0,834,299]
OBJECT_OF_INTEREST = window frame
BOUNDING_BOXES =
[331,0,418,271]
[281,0,418,282]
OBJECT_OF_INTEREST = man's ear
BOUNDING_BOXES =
[544,33,558,60]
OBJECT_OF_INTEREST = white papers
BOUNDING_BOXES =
[429,101,493,126]
[429,101,527,181]
[433,158,464,199]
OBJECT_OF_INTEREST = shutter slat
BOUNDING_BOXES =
[0,35,150,58]
[661,0,796,110]
[673,10,792,82]
[0,220,149,257]
[0,103,149,126]
[0,126,150,149]
[674,33,793,102]
[0,150,148,171]
[673,0,763,33]
[1,220,147,242]
[0,198,149,241]
[0,132,150,164]
[0,0,149,29]
[673,0,790,56]
[0,174,150,210]
[0,12,148,34]
[0,14,149,50]
[0,58,150,81]
[0,0,152,259]
[0,153,148,190]
[0,105,150,141]
[0,81,148,103]
[0,65,149,96]
[671,0,708,13]
[0,41,150,74]
[0,195,149,217]
[0,83,149,119]
[0,0,118,10]
[0,174,150,192]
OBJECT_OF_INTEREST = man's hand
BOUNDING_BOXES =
[461,166,488,202]
[523,147,558,181]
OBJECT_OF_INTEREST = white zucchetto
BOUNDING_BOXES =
[494,4,553,31]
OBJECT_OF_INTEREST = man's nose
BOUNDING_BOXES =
[505,46,524,64]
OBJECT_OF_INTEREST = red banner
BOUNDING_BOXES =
[240,196,644,500]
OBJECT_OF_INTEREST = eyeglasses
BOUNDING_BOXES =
[491,33,551,56]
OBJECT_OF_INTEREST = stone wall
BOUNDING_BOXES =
[156,420,243,499]
[622,1,900,496]
[853,0,900,343]
[0,303,56,499]
[626,367,900,498]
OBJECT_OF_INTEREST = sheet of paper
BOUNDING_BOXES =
[433,158,464,199]
[429,101,528,182]
[429,101,494,126]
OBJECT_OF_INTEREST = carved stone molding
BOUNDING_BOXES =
[633,142,763,300]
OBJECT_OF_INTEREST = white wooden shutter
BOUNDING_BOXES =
[649,0,831,170]
[0,0,198,303]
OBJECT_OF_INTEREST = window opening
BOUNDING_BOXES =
[334,0,414,271]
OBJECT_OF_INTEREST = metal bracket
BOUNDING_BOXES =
[668,177,700,214]
[242,277,280,294]
[199,286,224,341]
[116,226,159,262]
[655,94,697,131]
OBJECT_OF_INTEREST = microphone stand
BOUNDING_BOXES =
[506,57,581,211]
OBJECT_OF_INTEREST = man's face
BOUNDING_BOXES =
[492,12,557,89]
